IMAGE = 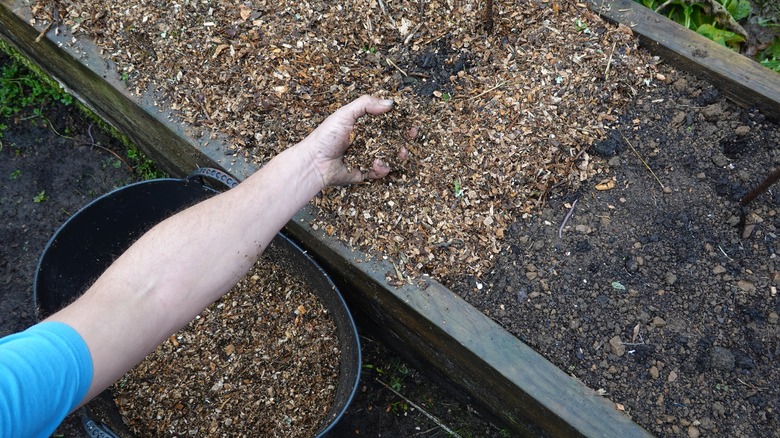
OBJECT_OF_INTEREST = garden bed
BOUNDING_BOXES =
[2,0,779,436]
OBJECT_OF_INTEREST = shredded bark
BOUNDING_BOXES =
[112,256,340,436]
[30,0,663,283]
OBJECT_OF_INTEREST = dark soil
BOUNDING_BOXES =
[448,73,780,437]
[0,51,501,437]
[0,78,135,340]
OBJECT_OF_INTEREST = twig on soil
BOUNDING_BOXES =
[87,123,95,145]
[604,41,617,80]
[737,378,766,390]
[82,123,134,171]
[619,132,665,190]
[558,198,578,238]
[377,0,387,14]
[35,22,53,43]
[386,56,408,77]
[44,116,74,139]
[404,22,424,45]
[467,81,506,101]
[412,426,440,436]
[376,0,398,29]
[375,378,462,438]
[718,245,734,261]
[739,167,780,206]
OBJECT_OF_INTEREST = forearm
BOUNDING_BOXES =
[44,94,394,409]
[47,141,324,402]
[145,142,325,311]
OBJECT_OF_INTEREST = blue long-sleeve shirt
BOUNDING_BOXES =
[0,321,93,438]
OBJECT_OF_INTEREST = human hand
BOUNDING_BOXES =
[301,95,395,187]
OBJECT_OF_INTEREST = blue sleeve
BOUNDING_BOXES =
[0,321,94,438]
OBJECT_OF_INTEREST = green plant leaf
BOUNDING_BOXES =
[689,6,709,29]
[33,190,47,203]
[0,58,73,122]
[761,38,780,58]
[696,23,745,48]
[453,178,464,197]
[723,0,752,21]
[760,58,780,72]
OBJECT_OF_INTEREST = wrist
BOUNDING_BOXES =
[287,139,327,194]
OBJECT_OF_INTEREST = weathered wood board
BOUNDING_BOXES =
[8,0,775,436]
[588,0,780,122]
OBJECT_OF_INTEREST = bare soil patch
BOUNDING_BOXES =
[450,78,780,437]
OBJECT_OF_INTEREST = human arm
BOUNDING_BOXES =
[45,95,394,404]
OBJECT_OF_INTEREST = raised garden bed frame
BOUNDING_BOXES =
[2,0,777,435]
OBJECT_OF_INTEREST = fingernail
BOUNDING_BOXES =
[380,99,394,107]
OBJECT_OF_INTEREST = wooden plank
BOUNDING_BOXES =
[0,2,653,436]
[588,0,780,122]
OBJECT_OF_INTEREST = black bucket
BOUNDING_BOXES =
[33,168,360,437]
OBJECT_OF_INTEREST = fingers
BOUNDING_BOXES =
[367,158,390,180]
[340,97,392,181]
[341,168,366,185]
[330,159,389,186]
[314,96,395,187]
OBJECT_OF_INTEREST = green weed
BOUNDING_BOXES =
[10,169,21,179]
[0,44,165,182]
[388,400,409,414]
[126,148,166,180]
[759,38,780,71]
[715,382,732,391]
[0,58,72,123]
[638,0,748,48]
[453,178,464,197]
[611,281,626,290]
[574,18,591,34]
[33,190,48,203]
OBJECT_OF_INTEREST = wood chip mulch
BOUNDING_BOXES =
[112,255,341,436]
[32,0,665,283]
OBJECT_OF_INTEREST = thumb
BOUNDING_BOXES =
[338,95,394,122]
